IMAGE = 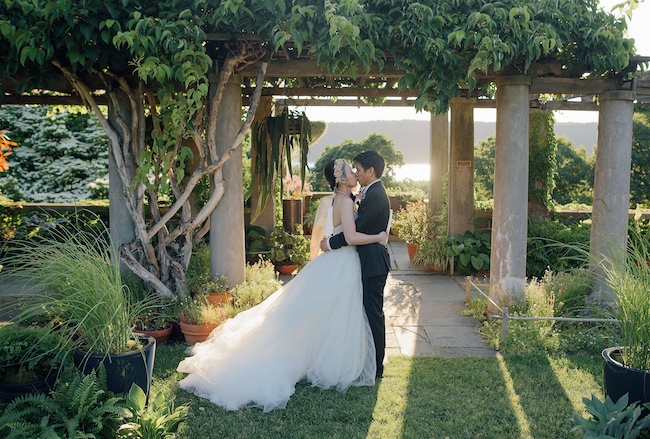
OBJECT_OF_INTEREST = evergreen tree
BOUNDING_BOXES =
[0,105,108,202]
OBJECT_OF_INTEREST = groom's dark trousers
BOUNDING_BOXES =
[329,181,391,378]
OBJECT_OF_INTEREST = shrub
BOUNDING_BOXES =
[391,199,431,245]
[526,218,591,278]
[540,268,591,318]
[233,259,283,311]
[179,298,229,326]
[445,230,491,274]
[0,324,66,383]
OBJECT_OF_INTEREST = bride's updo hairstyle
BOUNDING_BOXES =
[324,159,348,191]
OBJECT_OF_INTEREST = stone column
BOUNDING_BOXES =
[589,90,636,300]
[489,76,531,313]
[210,76,245,287]
[429,111,449,222]
[448,99,475,236]
[108,89,135,255]
[250,96,276,233]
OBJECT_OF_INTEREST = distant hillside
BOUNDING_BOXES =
[307,120,598,164]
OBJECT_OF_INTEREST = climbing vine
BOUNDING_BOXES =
[528,109,557,212]
[0,0,637,295]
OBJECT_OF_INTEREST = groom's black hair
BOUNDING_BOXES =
[353,151,385,178]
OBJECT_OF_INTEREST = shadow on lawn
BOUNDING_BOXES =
[154,344,380,439]
[153,346,601,439]
[400,354,601,439]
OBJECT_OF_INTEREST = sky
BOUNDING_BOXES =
[301,0,650,125]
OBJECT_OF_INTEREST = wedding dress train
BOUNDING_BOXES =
[177,218,376,412]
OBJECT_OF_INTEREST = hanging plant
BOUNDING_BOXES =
[249,108,312,221]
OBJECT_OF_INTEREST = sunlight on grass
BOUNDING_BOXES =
[497,353,533,439]
[548,356,603,416]
[151,347,602,438]
[366,357,413,439]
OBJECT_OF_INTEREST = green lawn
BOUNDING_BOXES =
[154,345,601,439]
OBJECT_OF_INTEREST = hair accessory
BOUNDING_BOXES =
[333,159,346,183]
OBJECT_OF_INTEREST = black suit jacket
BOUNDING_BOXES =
[329,181,391,278]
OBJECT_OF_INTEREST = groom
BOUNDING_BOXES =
[322,150,391,379]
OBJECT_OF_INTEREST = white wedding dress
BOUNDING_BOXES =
[177,207,376,412]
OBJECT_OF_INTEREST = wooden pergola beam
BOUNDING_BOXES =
[234,60,404,78]
[241,86,417,98]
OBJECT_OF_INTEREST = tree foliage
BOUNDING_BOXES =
[528,109,557,213]
[631,109,650,208]
[0,0,636,296]
[0,105,108,202]
[310,133,404,191]
[553,136,595,206]
[474,135,496,202]
[474,130,593,209]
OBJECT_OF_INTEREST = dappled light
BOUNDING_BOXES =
[497,353,533,439]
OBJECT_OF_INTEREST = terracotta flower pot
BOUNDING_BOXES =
[406,242,418,261]
[277,264,299,275]
[135,324,173,344]
[204,291,232,306]
[179,321,220,345]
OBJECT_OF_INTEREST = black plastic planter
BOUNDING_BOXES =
[73,335,156,395]
[0,372,57,403]
[602,346,650,411]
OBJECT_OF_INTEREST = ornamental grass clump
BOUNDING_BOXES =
[3,218,159,357]
[603,228,650,371]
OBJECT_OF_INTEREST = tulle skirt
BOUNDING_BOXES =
[177,246,376,412]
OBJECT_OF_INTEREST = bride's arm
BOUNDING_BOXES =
[340,198,387,245]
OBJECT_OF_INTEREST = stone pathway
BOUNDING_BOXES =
[384,241,496,358]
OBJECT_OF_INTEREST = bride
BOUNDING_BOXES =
[177,158,388,412]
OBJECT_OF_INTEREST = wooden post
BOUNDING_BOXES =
[501,306,510,344]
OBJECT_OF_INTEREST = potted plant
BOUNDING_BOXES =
[412,237,450,272]
[269,226,310,275]
[391,199,432,261]
[196,275,232,306]
[0,324,66,402]
[186,242,233,305]
[178,298,229,345]
[126,274,176,344]
[133,307,175,345]
[4,221,160,396]
[600,228,650,410]
[250,108,311,224]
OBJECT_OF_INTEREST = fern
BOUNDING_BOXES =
[0,368,128,439]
